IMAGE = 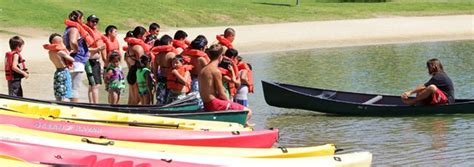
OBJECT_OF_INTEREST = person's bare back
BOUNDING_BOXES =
[190,56,208,76]
[199,63,222,103]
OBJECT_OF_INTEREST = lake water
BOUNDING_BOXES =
[99,40,473,166]
[243,40,474,166]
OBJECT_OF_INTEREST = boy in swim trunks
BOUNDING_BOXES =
[198,44,252,124]
[44,33,75,101]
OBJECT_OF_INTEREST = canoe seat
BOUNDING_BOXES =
[363,95,383,104]
[315,91,337,99]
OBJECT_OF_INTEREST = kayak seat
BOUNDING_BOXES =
[363,95,383,105]
[315,91,337,99]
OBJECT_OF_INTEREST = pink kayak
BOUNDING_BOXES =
[0,113,278,148]
[0,140,215,167]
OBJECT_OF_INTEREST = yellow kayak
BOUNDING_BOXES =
[0,156,46,167]
[0,98,249,132]
[0,125,336,158]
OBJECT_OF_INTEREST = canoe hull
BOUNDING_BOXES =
[262,80,474,116]
[0,111,277,148]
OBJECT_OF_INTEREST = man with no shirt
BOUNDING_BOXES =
[198,44,252,125]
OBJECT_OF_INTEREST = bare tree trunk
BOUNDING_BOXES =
[296,0,299,6]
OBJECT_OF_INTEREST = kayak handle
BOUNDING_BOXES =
[81,138,115,146]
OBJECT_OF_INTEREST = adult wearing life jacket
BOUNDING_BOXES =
[172,30,189,55]
[216,28,235,50]
[152,35,176,105]
[5,36,28,97]
[222,48,241,101]
[125,26,148,105]
[63,10,90,103]
[84,15,105,104]
[182,36,210,93]
[144,23,160,46]
[166,56,192,104]
[44,33,75,101]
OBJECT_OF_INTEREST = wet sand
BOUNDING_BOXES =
[0,15,472,102]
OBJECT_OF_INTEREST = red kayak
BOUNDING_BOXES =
[0,140,215,167]
[0,112,278,148]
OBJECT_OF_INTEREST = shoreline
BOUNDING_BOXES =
[0,15,472,101]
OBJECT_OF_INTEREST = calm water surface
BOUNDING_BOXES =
[99,40,474,166]
[242,40,474,166]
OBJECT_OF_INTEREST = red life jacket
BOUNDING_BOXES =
[43,43,73,68]
[151,45,179,55]
[238,62,254,93]
[101,35,120,55]
[172,39,189,50]
[5,51,27,81]
[167,65,192,92]
[64,19,99,46]
[124,37,151,55]
[216,35,233,49]
[182,49,210,64]
[151,45,180,65]
[220,57,239,96]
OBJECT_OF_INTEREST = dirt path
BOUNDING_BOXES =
[0,15,472,101]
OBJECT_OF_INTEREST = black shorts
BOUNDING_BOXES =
[8,79,23,97]
[127,64,138,85]
[86,59,102,86]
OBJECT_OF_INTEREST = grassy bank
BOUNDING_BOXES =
[0,0,472,33]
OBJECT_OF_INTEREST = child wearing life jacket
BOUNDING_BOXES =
[235,56,253,107]
[5,36,28,97]
[43,33,75,101]
[105,52,125,104]
[166,55,192,104]
[172,30,190,55]
[218,58,235,100]
[219,48,241,101]
[136,55,154,105]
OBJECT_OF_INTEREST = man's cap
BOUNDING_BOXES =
[87,15,99,22]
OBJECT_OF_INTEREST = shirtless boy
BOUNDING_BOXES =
[198,44,252,124]
[44,33,75,101]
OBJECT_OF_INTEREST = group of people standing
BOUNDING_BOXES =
[4,10,254,118]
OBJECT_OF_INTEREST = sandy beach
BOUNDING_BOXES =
[0,15,472,101]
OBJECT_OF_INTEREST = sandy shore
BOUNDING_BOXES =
[0,15,472,101]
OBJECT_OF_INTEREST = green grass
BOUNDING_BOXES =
[0,0,472,32]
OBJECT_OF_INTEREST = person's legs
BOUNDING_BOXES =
[403,85,437,105]
[8,80,22,97]
[128,83,140,105]
[70,72,83,102]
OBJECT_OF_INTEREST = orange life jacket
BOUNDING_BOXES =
[182,49,210,64]
[172,39,189,50]
[216,35,233,49]
[124,37,151,55]
[43,43,73,68]
[220,56,239,96]
[151,45,179,55]
[5,51,26,81]
[167,65,192,93]
[64,19,99,46]
[151,45,179,66]
[238,62,254,93]
[101,35,120,55]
